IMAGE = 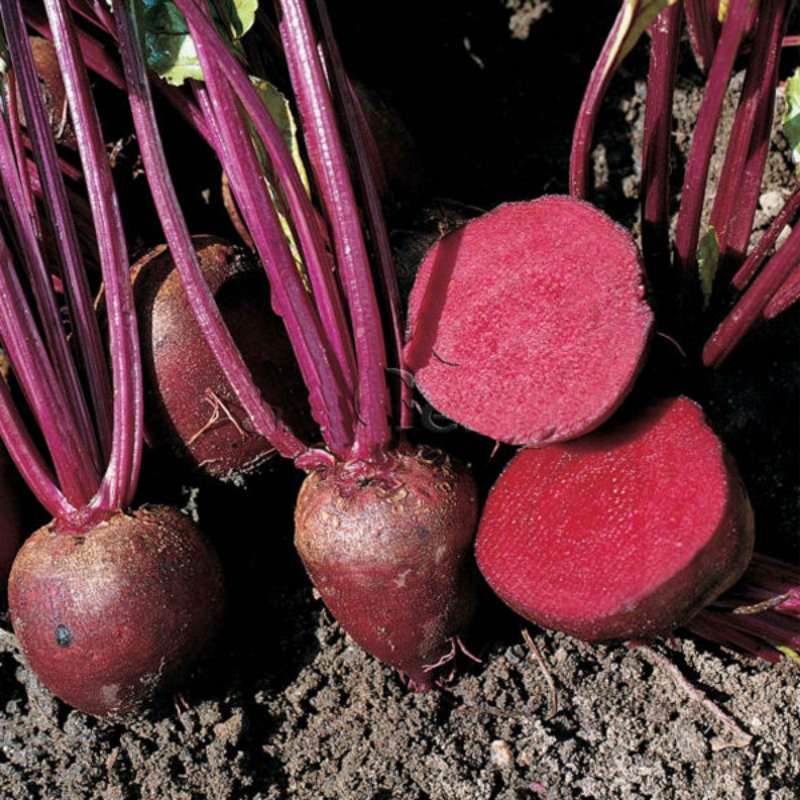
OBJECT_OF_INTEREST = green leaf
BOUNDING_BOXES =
[697,226,720,310]
[782,68,800,181]
[136,0,258,86]
[608,0,680,77]
[247,77,310,281]
[776,645,800,664]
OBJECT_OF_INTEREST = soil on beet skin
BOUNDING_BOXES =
[0,2,797,798]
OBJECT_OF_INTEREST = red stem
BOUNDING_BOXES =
[112,0,308,460]
[569,3,627,199]
[672,0,750,305]
[278,0,391,460]
[683,0,720,70]
[43,0,143,512]
[641,2,683,304]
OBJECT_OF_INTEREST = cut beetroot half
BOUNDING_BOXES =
[476,397,755,642]
[404,197,654,445]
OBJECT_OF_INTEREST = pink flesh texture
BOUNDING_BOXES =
[476,397,755,642]
[295,446,479,688]
[405,197,654,445]
[9,506,224,719]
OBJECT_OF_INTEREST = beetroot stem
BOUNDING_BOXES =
[4,0,114,458]
[278,0,391,459]
[171,0,357,401]
[174,0,355,457]
[683,0,720,71]
[732,185,800,289]
[0,227,98,505]
[112,0,307,460]
[568,2,627,199]
[313,0,410,429]
[707,0,790,279]
[672,0,750,304]
[641,2,682,304]
[44,0,143,511]
[0,378,75,519]
[0,114,103,480]
[703,222,800,367]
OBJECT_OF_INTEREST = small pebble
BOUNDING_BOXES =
[490,739,513,771]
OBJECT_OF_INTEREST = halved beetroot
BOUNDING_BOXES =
[476,397,755,641]
[405,197,654,445]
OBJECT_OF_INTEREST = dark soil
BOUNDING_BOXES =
[0,2,798,798]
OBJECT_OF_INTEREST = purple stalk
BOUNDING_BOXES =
[23,1,126,89]
[683,0,720,71]
[733,186,800,289]
[707,0,790,276]
[685,553,800,663]
[0,377,75,518]
[641,2,682,298]
[4,0,113,457]
[112,0,307,460]
[0,227,97,504]
[0,103,103,479]
[763,254,800,318]
[171,0,356,400]
[313,0,410,428]
[174,0,355,457]
[703,222,800,366]
[672,0,750,301]
[43,0,143,512]
[3,73,40,241]
[278,0,391,459]
[569,2,628,199]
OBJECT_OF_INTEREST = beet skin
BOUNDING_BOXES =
[295,446,479,688]
[9,506,224,718]
[476,397,755,642]
[133,236,315,480]
[405,196,653,445]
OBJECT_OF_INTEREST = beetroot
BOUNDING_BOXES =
[476,397,755,642]
[133,236,316,479]
[295,446,478,687]
[405,196,654,445]
[9,506,224,718]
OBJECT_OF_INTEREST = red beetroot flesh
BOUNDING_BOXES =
[295,446,479,688]
[476,397,755,641]
[8,506,224,718]
[405,197,654,445]
[133,236,316,480]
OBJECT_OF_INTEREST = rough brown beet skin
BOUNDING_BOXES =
[9,506,224,719]
[295,446,479,688]
[133,236,316,480]
[476,397,755,642]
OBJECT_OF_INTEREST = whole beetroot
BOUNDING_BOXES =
[295,446,479,687]
[133,236,316,480]
[9,506,224,719]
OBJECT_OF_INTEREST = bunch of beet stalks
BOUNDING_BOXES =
[0,0,795,723]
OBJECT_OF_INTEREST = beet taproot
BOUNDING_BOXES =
[9,506,224,719]
[295,446,479,687]
[476,396,754,641]
[133,236,316,480]
[405,196,654,445]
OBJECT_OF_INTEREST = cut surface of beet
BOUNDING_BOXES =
[405,197,654,445]
[476,397,754,642]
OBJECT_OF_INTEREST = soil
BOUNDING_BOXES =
[0,2,798,799]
